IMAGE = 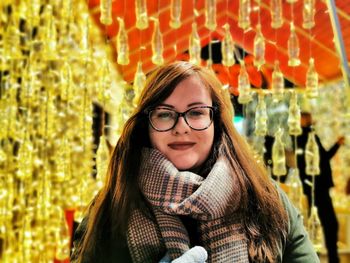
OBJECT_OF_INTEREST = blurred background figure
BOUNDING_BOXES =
[296,112,345,263]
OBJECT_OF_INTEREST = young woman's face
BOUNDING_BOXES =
[148,76,215,171]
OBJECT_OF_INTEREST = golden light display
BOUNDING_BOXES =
[0,0,115,261]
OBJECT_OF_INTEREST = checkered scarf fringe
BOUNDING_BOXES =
[127,148,249,263]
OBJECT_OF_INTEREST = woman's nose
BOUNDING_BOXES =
[172,116,190,134]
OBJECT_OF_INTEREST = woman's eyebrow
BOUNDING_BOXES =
[158,102,206,108]
[187,102,206,107]
[157,103,174,108]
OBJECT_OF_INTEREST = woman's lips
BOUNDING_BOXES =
[168,142,195,150]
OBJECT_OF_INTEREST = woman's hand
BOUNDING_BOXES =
[159,246,208,263]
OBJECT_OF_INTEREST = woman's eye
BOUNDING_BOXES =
[188,109,205,117]
[156,111,175,119]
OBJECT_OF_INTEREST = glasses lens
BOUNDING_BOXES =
[185,107,213,130]
[149,108,177,131]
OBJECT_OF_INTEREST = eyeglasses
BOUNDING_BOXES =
[146,106,215,132]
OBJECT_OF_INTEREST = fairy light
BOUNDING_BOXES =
[253,0,265,69]
[189,0,201,65]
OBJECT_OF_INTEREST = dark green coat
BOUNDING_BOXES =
[276,187,320,262]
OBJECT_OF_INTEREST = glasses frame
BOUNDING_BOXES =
[146,106,216,132]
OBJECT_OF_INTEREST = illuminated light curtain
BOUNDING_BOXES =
[0,1,114,261]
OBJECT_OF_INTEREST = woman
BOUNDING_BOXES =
[72,61,319,262]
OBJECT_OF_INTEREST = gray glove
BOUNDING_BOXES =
[159,246,208,263]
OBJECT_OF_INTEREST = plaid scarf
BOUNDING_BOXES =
[127,148,249,263]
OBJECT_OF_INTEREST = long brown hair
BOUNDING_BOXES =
[76,61,288,262]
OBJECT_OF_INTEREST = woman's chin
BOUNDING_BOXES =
[172,159,197,171]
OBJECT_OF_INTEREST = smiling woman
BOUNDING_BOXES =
[71,61,319,263]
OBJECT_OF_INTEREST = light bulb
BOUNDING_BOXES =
[238,62,252,104]
[303,0,315,29]
[271,60,284,101]
[253,25,265,69]
[221,24,235,67]
[270,0,283,28]
[306,58,319,99]
[205,0,217,31]
[96,135,110,189]
[133,61,146,107]
[100,0,112,25]
[272,128,287,176]
[288,23,301,67]
[189,23,201,65]
[116,17,130,65]
[170,0,182,29]
[288,91,302,135]
[136,0,149,29]
[307,206,324,252]
[285,168,304,212]
[255,93,268,136]
[305,130,320,176]
[238,0,251,30]
[151,18,164,65]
